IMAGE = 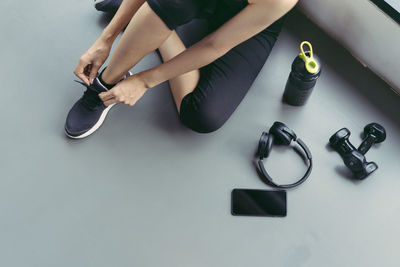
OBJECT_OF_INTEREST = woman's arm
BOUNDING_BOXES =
[74,0,146,85]
[139,0,298,88]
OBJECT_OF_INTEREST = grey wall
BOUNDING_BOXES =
[299,0,400,94]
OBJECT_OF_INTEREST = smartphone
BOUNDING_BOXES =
[231,189,287,217]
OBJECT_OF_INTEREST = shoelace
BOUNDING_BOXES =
[74,80,104,110]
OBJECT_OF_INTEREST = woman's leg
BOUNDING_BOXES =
[179,18,285,133]
[101,2,172,85]
[96,0,284,134]
[65,0,203,139]
[101,0,203,85]
[158,31,200,112]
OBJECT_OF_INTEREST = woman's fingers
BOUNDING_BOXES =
[88,62,101,84]
[103,97,118,107]
[98,75,147,107]
[99,90,115,101]
[102,95,135,106]
[99,89,131,106]
[74,58,91,86]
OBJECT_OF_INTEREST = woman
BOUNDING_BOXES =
[65,0,297,138]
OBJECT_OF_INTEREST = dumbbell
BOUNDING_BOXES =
[329,123,385,180]
[329,128,357,155]
[341,151,378,180]
[358,123,386,155]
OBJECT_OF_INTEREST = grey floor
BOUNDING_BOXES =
[1,1,400,267]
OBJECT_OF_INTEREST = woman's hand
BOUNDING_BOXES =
[74,38,112,85]
[98,74,149,106]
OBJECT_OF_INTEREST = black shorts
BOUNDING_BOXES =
[147,0,285,133]
[147,0,248,31]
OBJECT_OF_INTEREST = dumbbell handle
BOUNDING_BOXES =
[336,139,357,157]
[358,135,376,155]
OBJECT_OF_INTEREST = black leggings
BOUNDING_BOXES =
[147,0,285,133]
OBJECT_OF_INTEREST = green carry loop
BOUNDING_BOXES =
[299,41,319,74]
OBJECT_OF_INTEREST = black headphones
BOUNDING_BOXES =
[257,121,313,189]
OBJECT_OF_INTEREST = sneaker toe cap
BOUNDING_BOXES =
[65,101,103,137]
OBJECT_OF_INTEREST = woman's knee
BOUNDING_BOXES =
[179,94,226,134]
[180,109,225,134]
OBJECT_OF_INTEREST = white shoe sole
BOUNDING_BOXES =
[94,0,106,5]
[65,103,115,139]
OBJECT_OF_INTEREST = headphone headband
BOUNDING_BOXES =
[257,122,313,189]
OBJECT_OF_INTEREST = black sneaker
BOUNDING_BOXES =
[94,0,122,13]
[65,71,131,139]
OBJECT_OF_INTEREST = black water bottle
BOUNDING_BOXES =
[283,41,321,106]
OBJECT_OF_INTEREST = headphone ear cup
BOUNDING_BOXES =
[270,121,295,145]
[257,132,274,158]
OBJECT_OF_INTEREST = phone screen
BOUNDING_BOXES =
[231,189,287,217]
